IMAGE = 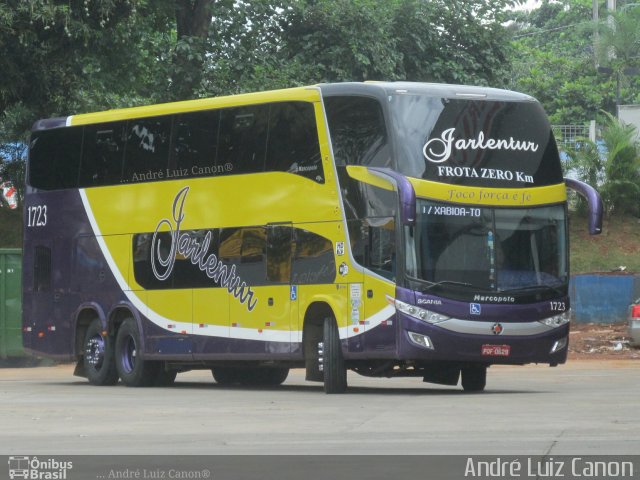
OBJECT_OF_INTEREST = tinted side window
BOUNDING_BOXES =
[123,117,172,184]
[238,227,267,285]
[292,230,336,284]
[171,110,220,177]
[324,96,390,167]
[347,219,368,267]
[367,218,396,281]
[79,122,126,187]
[133,230,221,289]
[267,226,293,283]
[132,226,336,289]
[266,102,324,183]
[29,128,83,190]
[218,105,269,175]
[219,228,242,264]
[346,208,396,279]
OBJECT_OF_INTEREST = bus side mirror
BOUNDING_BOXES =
[368,168,416,227]
[564,178,603,235]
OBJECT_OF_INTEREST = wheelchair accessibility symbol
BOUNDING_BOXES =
[470,303,481,315]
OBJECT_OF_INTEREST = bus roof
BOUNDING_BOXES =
[318,81,535,102]
[31,82,535,132]
[32,86,321,131]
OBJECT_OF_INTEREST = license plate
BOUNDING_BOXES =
[481,344,511,357]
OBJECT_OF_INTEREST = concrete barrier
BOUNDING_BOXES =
[569,274,640,324]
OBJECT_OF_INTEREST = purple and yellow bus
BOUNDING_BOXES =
[23,82,602,393]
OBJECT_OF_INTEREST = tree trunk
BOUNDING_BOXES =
[175,0,213,38]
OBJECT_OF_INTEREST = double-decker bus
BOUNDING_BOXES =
[23,82,602,393]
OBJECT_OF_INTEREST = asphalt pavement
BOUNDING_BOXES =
[0,360,638,455]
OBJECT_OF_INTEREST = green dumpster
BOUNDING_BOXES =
[0,248,23,358]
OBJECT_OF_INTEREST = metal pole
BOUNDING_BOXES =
[593,0,599,68]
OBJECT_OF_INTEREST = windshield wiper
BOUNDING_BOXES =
[421,280,473,292]
[500,284,565,296]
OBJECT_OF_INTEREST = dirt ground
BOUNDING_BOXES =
[569,322,640,360]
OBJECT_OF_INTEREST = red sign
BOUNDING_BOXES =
[481,344,511,357]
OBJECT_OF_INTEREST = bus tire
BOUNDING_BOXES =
[212,367,239,385]
[461,365,487,392]
[83,318,119,386]
[243,367,289,386]
[115,318,158,387]
[322,315,347,394]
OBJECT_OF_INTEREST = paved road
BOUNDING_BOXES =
[0,360,639,455]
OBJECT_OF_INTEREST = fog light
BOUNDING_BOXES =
[550,336,568,354]
[408,331,434,350]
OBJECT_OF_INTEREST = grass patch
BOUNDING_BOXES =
[570,212,640,274]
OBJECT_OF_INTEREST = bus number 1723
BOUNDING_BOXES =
[27,205,48,227]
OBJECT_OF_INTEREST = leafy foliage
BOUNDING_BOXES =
[507,0,640,124]
[599,113,640,215]
[565,113,640,216]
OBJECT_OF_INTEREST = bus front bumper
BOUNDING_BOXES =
[396,312,570,366]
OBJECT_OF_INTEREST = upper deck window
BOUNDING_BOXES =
[79,122,127,187]
[28,101,324,190]
[29,127,83,190]
[123,118,172,183]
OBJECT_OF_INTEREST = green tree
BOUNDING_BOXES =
[274,0,514,86]
[599,112,640,215]
[507,0,620,124]
[565,112,640,216]
[508,0,640,122]
[595,3,640,106]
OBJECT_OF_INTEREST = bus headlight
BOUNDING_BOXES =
[539,310,571,328]
[395,299,450,324]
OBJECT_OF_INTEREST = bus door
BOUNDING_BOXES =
[227,225,293,355]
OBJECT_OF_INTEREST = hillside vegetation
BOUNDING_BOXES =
[570,213,640,274]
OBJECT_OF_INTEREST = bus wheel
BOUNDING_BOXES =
[212,367,239,385]
[83,319,118,386]
[322,316,347,394]
[243,367,289,386]
[461,365,487,392]
[260,367,289,386]
[115,318,158,387]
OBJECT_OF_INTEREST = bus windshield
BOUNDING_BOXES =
[389,94,564,188]
[408,201,567,296]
